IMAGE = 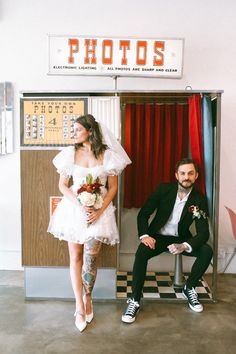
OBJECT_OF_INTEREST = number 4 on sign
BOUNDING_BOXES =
[49,118,56,125]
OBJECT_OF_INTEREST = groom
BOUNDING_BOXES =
[122,158,213,323]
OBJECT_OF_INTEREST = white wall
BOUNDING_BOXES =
[0,0,236,271]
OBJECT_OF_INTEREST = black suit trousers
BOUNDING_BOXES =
[132,235,213,302]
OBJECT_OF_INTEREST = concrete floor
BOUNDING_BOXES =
[0,271,235,354]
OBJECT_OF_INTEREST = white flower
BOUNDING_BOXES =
[189,205,207,219]
[193,207,201,219]
[94,195,103,209]
[78,191,96,206]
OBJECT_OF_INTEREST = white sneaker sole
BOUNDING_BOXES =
[122,310,139,323]
[188,303,203,313]
[121,316,136,323]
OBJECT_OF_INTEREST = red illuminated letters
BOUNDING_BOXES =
[119,40,130,65]
[67,38,166,68]
[68,39,79,64]
[153,41,165,66]
[84,39,97,64]
[102,40,113,64]
[136,41,147,65]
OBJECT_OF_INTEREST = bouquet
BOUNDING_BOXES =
[188,205,207,219]
[77,174,103,218]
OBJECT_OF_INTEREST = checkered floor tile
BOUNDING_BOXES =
[117,271,212,301]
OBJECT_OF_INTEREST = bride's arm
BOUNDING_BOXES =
[58,174,79,206]
[86,175,118,224]
[100,175,118,211]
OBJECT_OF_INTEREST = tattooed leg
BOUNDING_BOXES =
[82,239,102,294]
[82,239,102,315]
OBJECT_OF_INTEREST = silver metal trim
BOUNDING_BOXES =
[24,266,117,300]
[20,90,224,95]
[211,93,221,301]
[20,146,67,151]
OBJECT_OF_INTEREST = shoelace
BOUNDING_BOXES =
[187,288,200,304]
[125,299,139,316]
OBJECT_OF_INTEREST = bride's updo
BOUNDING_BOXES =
[74,114,108,158]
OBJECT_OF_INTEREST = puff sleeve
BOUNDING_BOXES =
[103,148,131,176]
[52,146,74,178]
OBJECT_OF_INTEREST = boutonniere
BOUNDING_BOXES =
[188,205,207,219]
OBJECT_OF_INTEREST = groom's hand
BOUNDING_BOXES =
[141,236,156,249]
[168,243,187,255]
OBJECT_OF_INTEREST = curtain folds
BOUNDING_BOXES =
[188,94,206,195]
[123,103,189,208]
[123,95,210,210]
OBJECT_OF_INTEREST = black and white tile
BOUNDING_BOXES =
[117,271,212,300]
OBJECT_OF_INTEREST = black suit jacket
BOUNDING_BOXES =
[137,182,210,250]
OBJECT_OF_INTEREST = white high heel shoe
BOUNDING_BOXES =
[83,295,94,323]
[86,305,94,323]
[74,310,87,332]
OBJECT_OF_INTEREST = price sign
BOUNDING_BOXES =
[21,98,87,146]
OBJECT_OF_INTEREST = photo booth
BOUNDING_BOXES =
[20,90,222,301]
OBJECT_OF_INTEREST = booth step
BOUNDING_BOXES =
[116,271,212,301]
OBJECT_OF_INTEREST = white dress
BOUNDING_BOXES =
[47,146,128,245]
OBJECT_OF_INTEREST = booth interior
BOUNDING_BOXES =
[20,90,221,301]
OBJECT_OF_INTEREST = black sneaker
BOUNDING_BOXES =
[121,298,140,323]
[182,285,203,313]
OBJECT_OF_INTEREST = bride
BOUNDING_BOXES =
[48,114,131,332]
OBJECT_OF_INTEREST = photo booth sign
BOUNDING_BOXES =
[48,35,184,78]
[21,98,87,146]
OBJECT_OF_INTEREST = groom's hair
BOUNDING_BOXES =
[175,158,199,173]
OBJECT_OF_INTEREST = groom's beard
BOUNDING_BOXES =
[178,181,194,192]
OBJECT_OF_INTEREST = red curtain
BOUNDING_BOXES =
[123,103,189,208]
[188,94,206,195]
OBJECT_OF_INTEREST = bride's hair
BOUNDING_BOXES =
[74,114,108,158]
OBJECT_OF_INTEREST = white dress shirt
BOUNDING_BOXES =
[140,191,192,252]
